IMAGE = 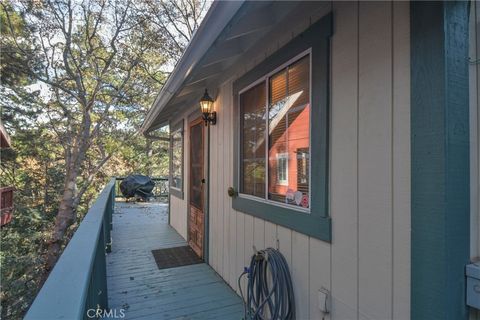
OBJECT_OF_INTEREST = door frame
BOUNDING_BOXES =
[187,115,209,262]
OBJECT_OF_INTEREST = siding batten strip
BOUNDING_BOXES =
[330,1,359,319]
[392,2,411,319]
[411,2,470,319]
[390,3,395,319]
[358,2,393,319]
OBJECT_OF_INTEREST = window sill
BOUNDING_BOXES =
[232,195,331,242]
[239,193,310,213]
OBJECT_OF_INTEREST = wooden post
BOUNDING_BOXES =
[411,1,470,319]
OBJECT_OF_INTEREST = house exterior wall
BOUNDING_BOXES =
[202,2,410,319]
[165,1,480,318]
[170,191,188,239]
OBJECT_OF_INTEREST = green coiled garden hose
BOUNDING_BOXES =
[238,247,295,320]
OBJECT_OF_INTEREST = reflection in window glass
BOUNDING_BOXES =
[296,148,309,194]
[276,153,288,185]
[171,126,183,190]
[238,54,310,209]
[268,56,310,207]
[239,82,266,198]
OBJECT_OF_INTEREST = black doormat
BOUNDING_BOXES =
[151,246,202,270]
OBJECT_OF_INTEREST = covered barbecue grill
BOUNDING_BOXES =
[119,175,155,201]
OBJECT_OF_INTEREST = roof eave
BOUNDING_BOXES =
[140,0,245,134]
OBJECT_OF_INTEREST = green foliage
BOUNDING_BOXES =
[0,121,65,319]
[0,206,53,319]
[108,133,169,177]
[0,1,36,87]
[0,0,209,318]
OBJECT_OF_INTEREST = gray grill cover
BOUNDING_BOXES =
[120,175,155,199]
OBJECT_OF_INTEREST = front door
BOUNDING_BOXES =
[188,118,205,258]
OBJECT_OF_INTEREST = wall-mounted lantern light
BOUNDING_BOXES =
[199,89,216,126]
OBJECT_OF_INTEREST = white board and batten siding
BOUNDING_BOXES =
[208,2,411,319]
[170,194,187,240]
[169,2,411,319]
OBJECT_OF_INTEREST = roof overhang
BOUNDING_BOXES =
[141,1,330,133]
[141,1,244,133]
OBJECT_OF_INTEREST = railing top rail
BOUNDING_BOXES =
[25,178,116,320]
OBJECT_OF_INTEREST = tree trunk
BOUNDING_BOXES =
[44,113,91,273]
[44,168,78,271]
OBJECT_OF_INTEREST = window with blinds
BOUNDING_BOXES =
[268,55,310,207]
[239,54,310,209]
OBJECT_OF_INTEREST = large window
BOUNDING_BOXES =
[239,54,310,210]
[170,121,183,197]
[232,13,331,241]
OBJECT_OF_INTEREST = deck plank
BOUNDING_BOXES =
[107,202,243,319]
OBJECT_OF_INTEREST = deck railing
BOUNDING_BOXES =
[25,178,116,320]
[115,176,169,201]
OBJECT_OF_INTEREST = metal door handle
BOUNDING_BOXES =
[201,179,206,184]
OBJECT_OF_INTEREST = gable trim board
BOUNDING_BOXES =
[410,1,470,319]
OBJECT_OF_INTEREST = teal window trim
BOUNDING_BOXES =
[170,119,184,199]
[232,13,332,242]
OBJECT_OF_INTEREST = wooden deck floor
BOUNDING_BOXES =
[107,201,244,320]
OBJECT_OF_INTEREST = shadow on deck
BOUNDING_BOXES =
[107,202,244,319]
